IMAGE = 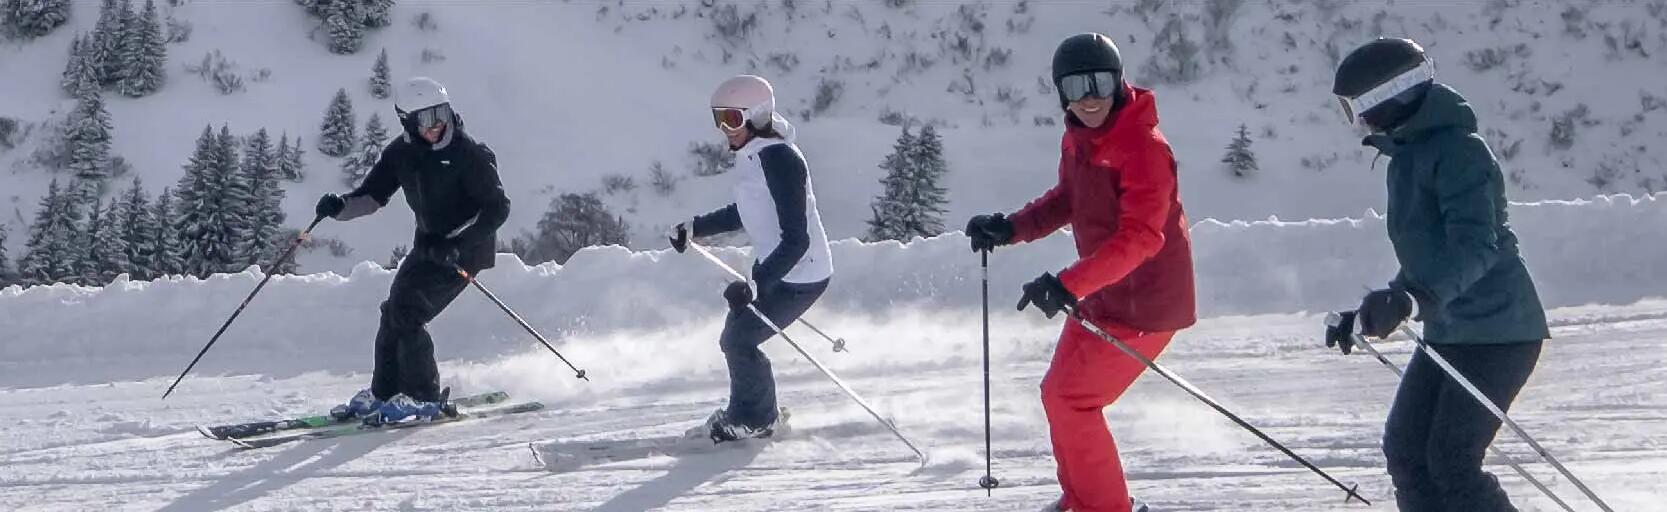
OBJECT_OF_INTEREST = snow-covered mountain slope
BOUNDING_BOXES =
[3,1,1666,274]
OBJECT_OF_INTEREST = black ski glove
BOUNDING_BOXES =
[413,233,461,268]
[1017,272,1077,319]
[724,280,755,311]
[1325,311,1358,355]
[669,223,690,253]
[316,193,346,219]
[1357,288,1414,338]
[966,213,1015,253]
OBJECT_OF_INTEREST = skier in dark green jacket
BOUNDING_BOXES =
[1324,38,1551,512]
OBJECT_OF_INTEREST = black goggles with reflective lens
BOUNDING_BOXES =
[399,103,453,131]
[1058,71,1119,104]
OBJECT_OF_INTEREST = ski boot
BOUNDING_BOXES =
[694,408,785,444]
[364,389,451,426]
[1039,497,1148,512]
[329,388,383,421]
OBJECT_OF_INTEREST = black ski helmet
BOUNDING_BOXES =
[1052,33,1124,110]
[1333,38,1435,131]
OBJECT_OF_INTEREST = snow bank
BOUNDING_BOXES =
[0,193,1661,389]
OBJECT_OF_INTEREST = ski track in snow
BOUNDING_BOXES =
[0,305,1662,511]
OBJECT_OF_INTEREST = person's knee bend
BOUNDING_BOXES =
[380,300,427,330]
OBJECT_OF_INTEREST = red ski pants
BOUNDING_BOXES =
[1042,320,1175,512]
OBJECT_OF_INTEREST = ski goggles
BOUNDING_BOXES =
[1058,71,1119,104]
[399,103,453,131]
[712,107,748,131]
[1337,60,1435,125]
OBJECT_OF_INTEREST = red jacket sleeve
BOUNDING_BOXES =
[1008,159,1072,243]
[1058,144,1176,297]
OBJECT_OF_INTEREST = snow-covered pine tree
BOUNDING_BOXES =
[240,128,287,268]
[60,34,89,96]
[87,0,124,86]
[151,186,184,277]
[368,47,391,99]
[341,112,385,186]
[79,198,129,286]
[216,126,256,268]
[0,224,9,287]
[325,1,364,55]
[3,0,73,39]
[277,133,306,181]
[18,180,84,285]
[866,124,949,242]
[65,82,114,202]
[116,0,165,97]
[115,177,157,281]
[175,125,242,278]
[1221,123,1257,178]
[363,0,393,28]
[317,88,356,157]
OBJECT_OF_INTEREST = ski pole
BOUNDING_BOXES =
[977,250,999,495]
[163,215,325,399]
[1320,313,1574,512]
[457,267,588,381]
[1396,324,1613,512]
[686,242,848,353]
[689,241,925,461]
[1065,305,1371,505]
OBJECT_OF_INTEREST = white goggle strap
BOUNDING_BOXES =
[1340,59,1436,124]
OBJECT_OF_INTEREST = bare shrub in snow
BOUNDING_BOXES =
[765,51,799,74]
[1464,44,1529,72]
[983,47,1011,70]
[882,0,908,9]
[0,117,18,150]
[1549,104,1589,151]
[421,48,446,63]
[1203,0,1243,57]
[1561,5,1588,39]
[878,108,910,127]
[413,11,438,32]
[710,3,758,45]
[1603,20,1650,60]
[1587,161,1622,191]
[1642,92,1666,113]
[1486,128,1523,161]
[165,16,191,43]
[648,161,678,197]
[1142,16,1203,84]
[184,50,248,95]
[601,173,636,195]
[688,141,734,177]
[811,78,843,115]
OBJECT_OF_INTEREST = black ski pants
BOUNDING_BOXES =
[1384,340,1544,512]
[371,259,468,403]
[720,278,828,429]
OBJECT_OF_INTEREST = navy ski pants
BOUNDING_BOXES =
[1384,341,1543,512]
[371,259,468,403]
[720,278,828,429]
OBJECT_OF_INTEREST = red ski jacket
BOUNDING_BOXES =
[1009,85,1198,333]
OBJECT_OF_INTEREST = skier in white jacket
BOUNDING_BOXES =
[669,75,833,442]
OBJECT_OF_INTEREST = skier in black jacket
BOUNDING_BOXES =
[314,77,511,424]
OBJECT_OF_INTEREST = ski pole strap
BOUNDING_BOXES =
[1397,325,1612,512]
[1067,306,1372,505]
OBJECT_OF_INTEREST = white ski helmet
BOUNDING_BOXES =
[710,75,775,129]
[395,77,450,114]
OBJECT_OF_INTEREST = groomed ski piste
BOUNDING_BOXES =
[0,193,1663,511]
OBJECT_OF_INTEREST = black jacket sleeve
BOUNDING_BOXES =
[752,144,810,287]
[692,204,743,237]
[347,142,403,205]
[455,144,511,246]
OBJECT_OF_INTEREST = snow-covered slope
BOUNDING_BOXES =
[3,1,1666,274]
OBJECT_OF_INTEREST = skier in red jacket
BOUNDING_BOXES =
[966,33,1197,512]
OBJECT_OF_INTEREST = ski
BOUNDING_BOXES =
[529,432,769,472]
[198,390,511,440]
[530,409,789,471]
[227,400,546,449]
